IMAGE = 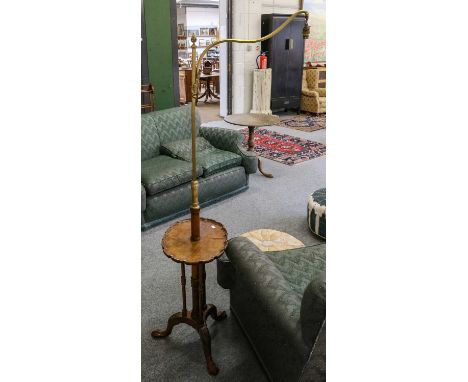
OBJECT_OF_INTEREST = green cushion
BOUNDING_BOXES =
[161,137,242,177]
[141,155,202,196]
[153,104,201,145]
[141,112,161,161]
[267,245,326,300]
[161,136,213,159]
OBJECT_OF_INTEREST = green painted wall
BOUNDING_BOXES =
[144,0,176,110]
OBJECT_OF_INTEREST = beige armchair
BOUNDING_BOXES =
[300,67,326,114]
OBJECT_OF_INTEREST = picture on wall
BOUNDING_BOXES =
[199,28,210,36]
[303,0,326,63]
[177,24,185,37]
[187,29,198,37]
[209,28,217,36]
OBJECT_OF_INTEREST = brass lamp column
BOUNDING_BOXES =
[152,10,310,376]
[189,9,310,240]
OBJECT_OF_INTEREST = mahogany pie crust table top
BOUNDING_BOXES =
[151,218,228,376]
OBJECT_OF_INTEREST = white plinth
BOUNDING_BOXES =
[250,69,272,115]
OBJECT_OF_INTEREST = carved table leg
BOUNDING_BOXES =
[204,304,227,322]
[199,324,219,375]
[247,126,255,152]
[151,312,196,338]
[247,125,273,178]
[258,158,274,178]
[152,261,226,375]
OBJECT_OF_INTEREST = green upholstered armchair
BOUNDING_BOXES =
[141,105,257,230]
[217,237,326,382]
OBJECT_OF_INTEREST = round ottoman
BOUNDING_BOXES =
[308,188,326,239]
[241,229,305,251]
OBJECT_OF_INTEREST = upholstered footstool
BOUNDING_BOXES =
[308,188,326,239]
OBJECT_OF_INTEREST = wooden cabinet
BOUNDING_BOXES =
[179,68,193,105]
[261,14,305,112]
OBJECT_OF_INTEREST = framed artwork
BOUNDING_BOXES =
[177,24,185,37]
[187,29,198,37]
[303,0,326,63]
[199,28,210,36]
[178,40,187,49]
[209,28,217,36]
[198,38,206,47]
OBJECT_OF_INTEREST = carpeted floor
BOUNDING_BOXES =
[142,121,325,382]
[195,100,222,123]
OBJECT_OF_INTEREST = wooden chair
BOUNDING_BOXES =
[141,84,155,113]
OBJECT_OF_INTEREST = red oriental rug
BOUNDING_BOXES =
[241,128,326,166]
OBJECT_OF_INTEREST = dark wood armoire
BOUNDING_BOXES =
[261,14,305,112]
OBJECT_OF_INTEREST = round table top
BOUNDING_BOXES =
[200,72,220,79]
[224,113,280,127]
[161,218,228,265]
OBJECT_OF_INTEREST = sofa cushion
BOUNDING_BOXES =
[141,155,202,196]
[141,112,161,161]
[161,137,242,177]
[161,136,213,158]
[197,149,242,176]
[152,104,201,145]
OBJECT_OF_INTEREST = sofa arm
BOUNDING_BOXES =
[141,184,146,212]
[216,253,235,289]
[225,237,302,320]
[302,89,319,98]
[200,126,257,174]
[316,88,326,97]
[298,321,326,382]
[300,270,326,348]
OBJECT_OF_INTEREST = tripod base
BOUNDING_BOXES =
[151,305,227,375]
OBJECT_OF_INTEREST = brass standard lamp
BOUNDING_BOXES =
[152,10,310,376]
[189,10,310,240]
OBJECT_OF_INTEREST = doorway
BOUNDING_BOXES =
[175,0,229,123]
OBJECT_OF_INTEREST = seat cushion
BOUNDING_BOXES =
[161,137,242,177]
[268,244,326,300]
[141,155,202,196]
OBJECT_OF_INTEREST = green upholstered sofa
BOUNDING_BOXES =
[217,237,326,382]
[141,105,257,230]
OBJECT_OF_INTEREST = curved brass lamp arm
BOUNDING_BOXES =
[189,10,309,241]
[195,10,309,73]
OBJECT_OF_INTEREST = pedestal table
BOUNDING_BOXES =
[224,113,280,178]
[151,218,228,375]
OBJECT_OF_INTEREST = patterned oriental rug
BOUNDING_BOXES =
[279,113,326,132]
[241,128,326,166]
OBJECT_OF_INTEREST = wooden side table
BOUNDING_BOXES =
[224,113,280,178]
[198,73,220,104]
[151,218,228,375]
